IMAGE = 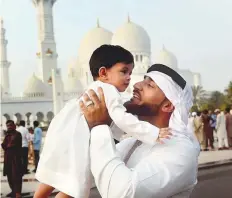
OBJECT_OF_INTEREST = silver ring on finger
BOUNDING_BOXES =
[86,100,94,107]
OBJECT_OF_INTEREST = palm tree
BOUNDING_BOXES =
[224,81,232,105]
[209,91,225,109]
[191,86,206,107]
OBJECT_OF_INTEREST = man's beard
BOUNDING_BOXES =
[124,101,159,116]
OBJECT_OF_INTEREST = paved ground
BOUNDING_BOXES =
[1,149,232,197]
[198,149,232,164]
[190,164,232,198]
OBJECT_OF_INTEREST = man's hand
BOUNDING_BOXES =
[79,87,112,130]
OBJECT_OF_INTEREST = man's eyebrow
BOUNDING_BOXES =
[144,76,154,83]
[144,76,150,80]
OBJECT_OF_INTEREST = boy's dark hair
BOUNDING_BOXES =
[19,120,26,127]
[225,107,231,113]
[33,121,39,127]
[89,44,134,79]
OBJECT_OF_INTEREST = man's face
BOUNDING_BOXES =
[129,76,171,116]
[6,122,16,131]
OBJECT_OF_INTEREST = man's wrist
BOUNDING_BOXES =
[88,119,112,130]
[88,122,107,130]
[90,124,109,131]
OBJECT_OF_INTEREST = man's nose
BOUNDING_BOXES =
[133,81,143,91]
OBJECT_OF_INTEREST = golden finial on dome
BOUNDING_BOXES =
[96,17,100,28]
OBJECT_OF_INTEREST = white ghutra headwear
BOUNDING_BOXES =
[145,64,197,146]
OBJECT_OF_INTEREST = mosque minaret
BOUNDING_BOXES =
[0,17,11,97]
[32,0,58,83]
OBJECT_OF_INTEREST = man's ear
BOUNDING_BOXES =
[98,67,108,79]
[162,101,174,113]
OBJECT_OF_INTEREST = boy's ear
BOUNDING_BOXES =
[98,67,108,79]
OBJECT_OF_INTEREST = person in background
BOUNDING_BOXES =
[187,112,196,134]
[193,111,206,151]
[17,120,30,174]
[209,110,217,142]
[202,110,214,150]
[28,127,35,165]
[33,121,42,173]
[1,120,23,198]
[225,107,232,147]
[215,109,229,150]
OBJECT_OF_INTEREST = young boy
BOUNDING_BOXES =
[34,45,171,198]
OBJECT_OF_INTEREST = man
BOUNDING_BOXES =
[215,109,229,150]
[80,64,199,197]
[193,111,206,151]
[33,121,42,173]
[209,110,217,142]
[201,110,214,150]
[17,120,30,174]
[1,120,23,198]
[225,107,232,147]
[187,112,196,134]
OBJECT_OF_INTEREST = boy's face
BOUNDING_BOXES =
[105,63,133,92]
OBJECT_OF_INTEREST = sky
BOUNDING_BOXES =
[0,0,232,95]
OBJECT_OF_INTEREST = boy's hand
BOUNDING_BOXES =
[156,128,172,144]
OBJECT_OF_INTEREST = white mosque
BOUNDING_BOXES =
[0,0,201,128]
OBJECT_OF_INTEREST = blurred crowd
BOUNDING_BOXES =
[188,107,232,151]
[1,120,43,198]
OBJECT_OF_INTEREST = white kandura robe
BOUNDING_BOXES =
[90,124,199,198]
[36,80,159,198]
[86,69,199,198]
[216,112,229,148]
[187,117,195,134]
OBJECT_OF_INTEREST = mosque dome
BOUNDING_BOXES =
[64,78,83,94]
[67,58,78,71]
[23,74,51,97]
[65,58,84,94]
[155,45,178,69]
[78,19,113,65]
[111,16,151,54]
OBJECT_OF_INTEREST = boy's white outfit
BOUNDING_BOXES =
[36,81,160,198]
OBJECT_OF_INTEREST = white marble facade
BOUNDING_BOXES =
[0,0,202,129]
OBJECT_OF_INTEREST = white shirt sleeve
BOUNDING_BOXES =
[216,115,220,131]
[90,125,197,198]
[102,84,159,145]
[110,122,125,141]
[25,128,30,142]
